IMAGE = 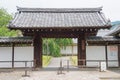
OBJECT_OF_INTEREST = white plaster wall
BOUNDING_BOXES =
[107,46,118,67]
[86,46,106,67]
[73,46,77,54]
[60,45,77,55]
[0,47,12,68]
[61,46,72,54]
[14,47,34,67]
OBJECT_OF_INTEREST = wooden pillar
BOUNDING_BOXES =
[33,34,42,68]
[105,45,108,68]
[118,45,120,67]
[72,44,73,56]
[12,43,14,68]
[78,36,81,66]
[77,34,86,66]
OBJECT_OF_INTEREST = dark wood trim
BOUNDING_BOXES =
[77,36,81,66]
[87,41,120,46]
[39,36,42,68]
[22,28,97,37]
[81,35,86,65]
[33,33,42,68]
[118,45,120,67]
[77,34,86,66]
[12,43,14,68]
[105,45,108,68]
[9,25,111,30]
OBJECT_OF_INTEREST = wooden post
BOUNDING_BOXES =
[12,43,14,68]
[67,60,69,72]
[33,33,42,68]
[118,45,120,67]
[72,44,73,56]
[77,36,81,66]
[105,45,108,68]
[78,34,86,66]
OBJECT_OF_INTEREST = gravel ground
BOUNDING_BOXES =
[19,71,100,80]
[0,57,119,80]
[0,68,119,80]
[0,70,24,80]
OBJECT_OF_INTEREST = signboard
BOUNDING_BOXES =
[107,46,118,67]
[109,46,118,58]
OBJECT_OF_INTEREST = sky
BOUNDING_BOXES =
[0,0,120,21]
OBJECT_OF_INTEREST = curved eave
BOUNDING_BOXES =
[8,25,111,30]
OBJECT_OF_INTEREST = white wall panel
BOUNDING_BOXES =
[61,46,72,54]
[86,46,106,67]
[73,46,77,54]
[0,47,12,68]
[14,47,34,67]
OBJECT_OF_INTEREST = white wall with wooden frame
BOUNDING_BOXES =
[86,46,119,67]
[0,47,12,68]
[0,46,33,68]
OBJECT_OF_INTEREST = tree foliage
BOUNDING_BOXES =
[0,8,12,27]
[55,38,73,49]
[0,8,20,37]
[43,38,73,57]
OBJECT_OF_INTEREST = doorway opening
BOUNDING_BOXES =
[42,38,78,68]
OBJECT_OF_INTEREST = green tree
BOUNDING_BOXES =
[0,8,20,37]
[0,8,12,27]
[55,38,73,49]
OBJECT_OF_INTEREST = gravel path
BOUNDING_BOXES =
[0,71,26,80]
[47,56,72,68]
[18,57,120,80]
[19,71,100,80]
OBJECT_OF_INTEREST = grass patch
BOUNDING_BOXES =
[70,56,77,66]
[42,55,52,67]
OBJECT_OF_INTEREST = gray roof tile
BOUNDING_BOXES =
[87,36,120,42]
[0,37,33,43]
[106,25,120,36]
[9,7,111,28]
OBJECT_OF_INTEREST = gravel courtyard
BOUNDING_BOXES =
[0,68,120,80]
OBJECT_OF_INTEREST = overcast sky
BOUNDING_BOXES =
[0,0,120,21]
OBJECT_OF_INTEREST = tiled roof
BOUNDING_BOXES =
[106,25,120,36]
[9,7,111,29]
[17,7,102,12]
[87,36,120,42]
[0,37,33,43]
